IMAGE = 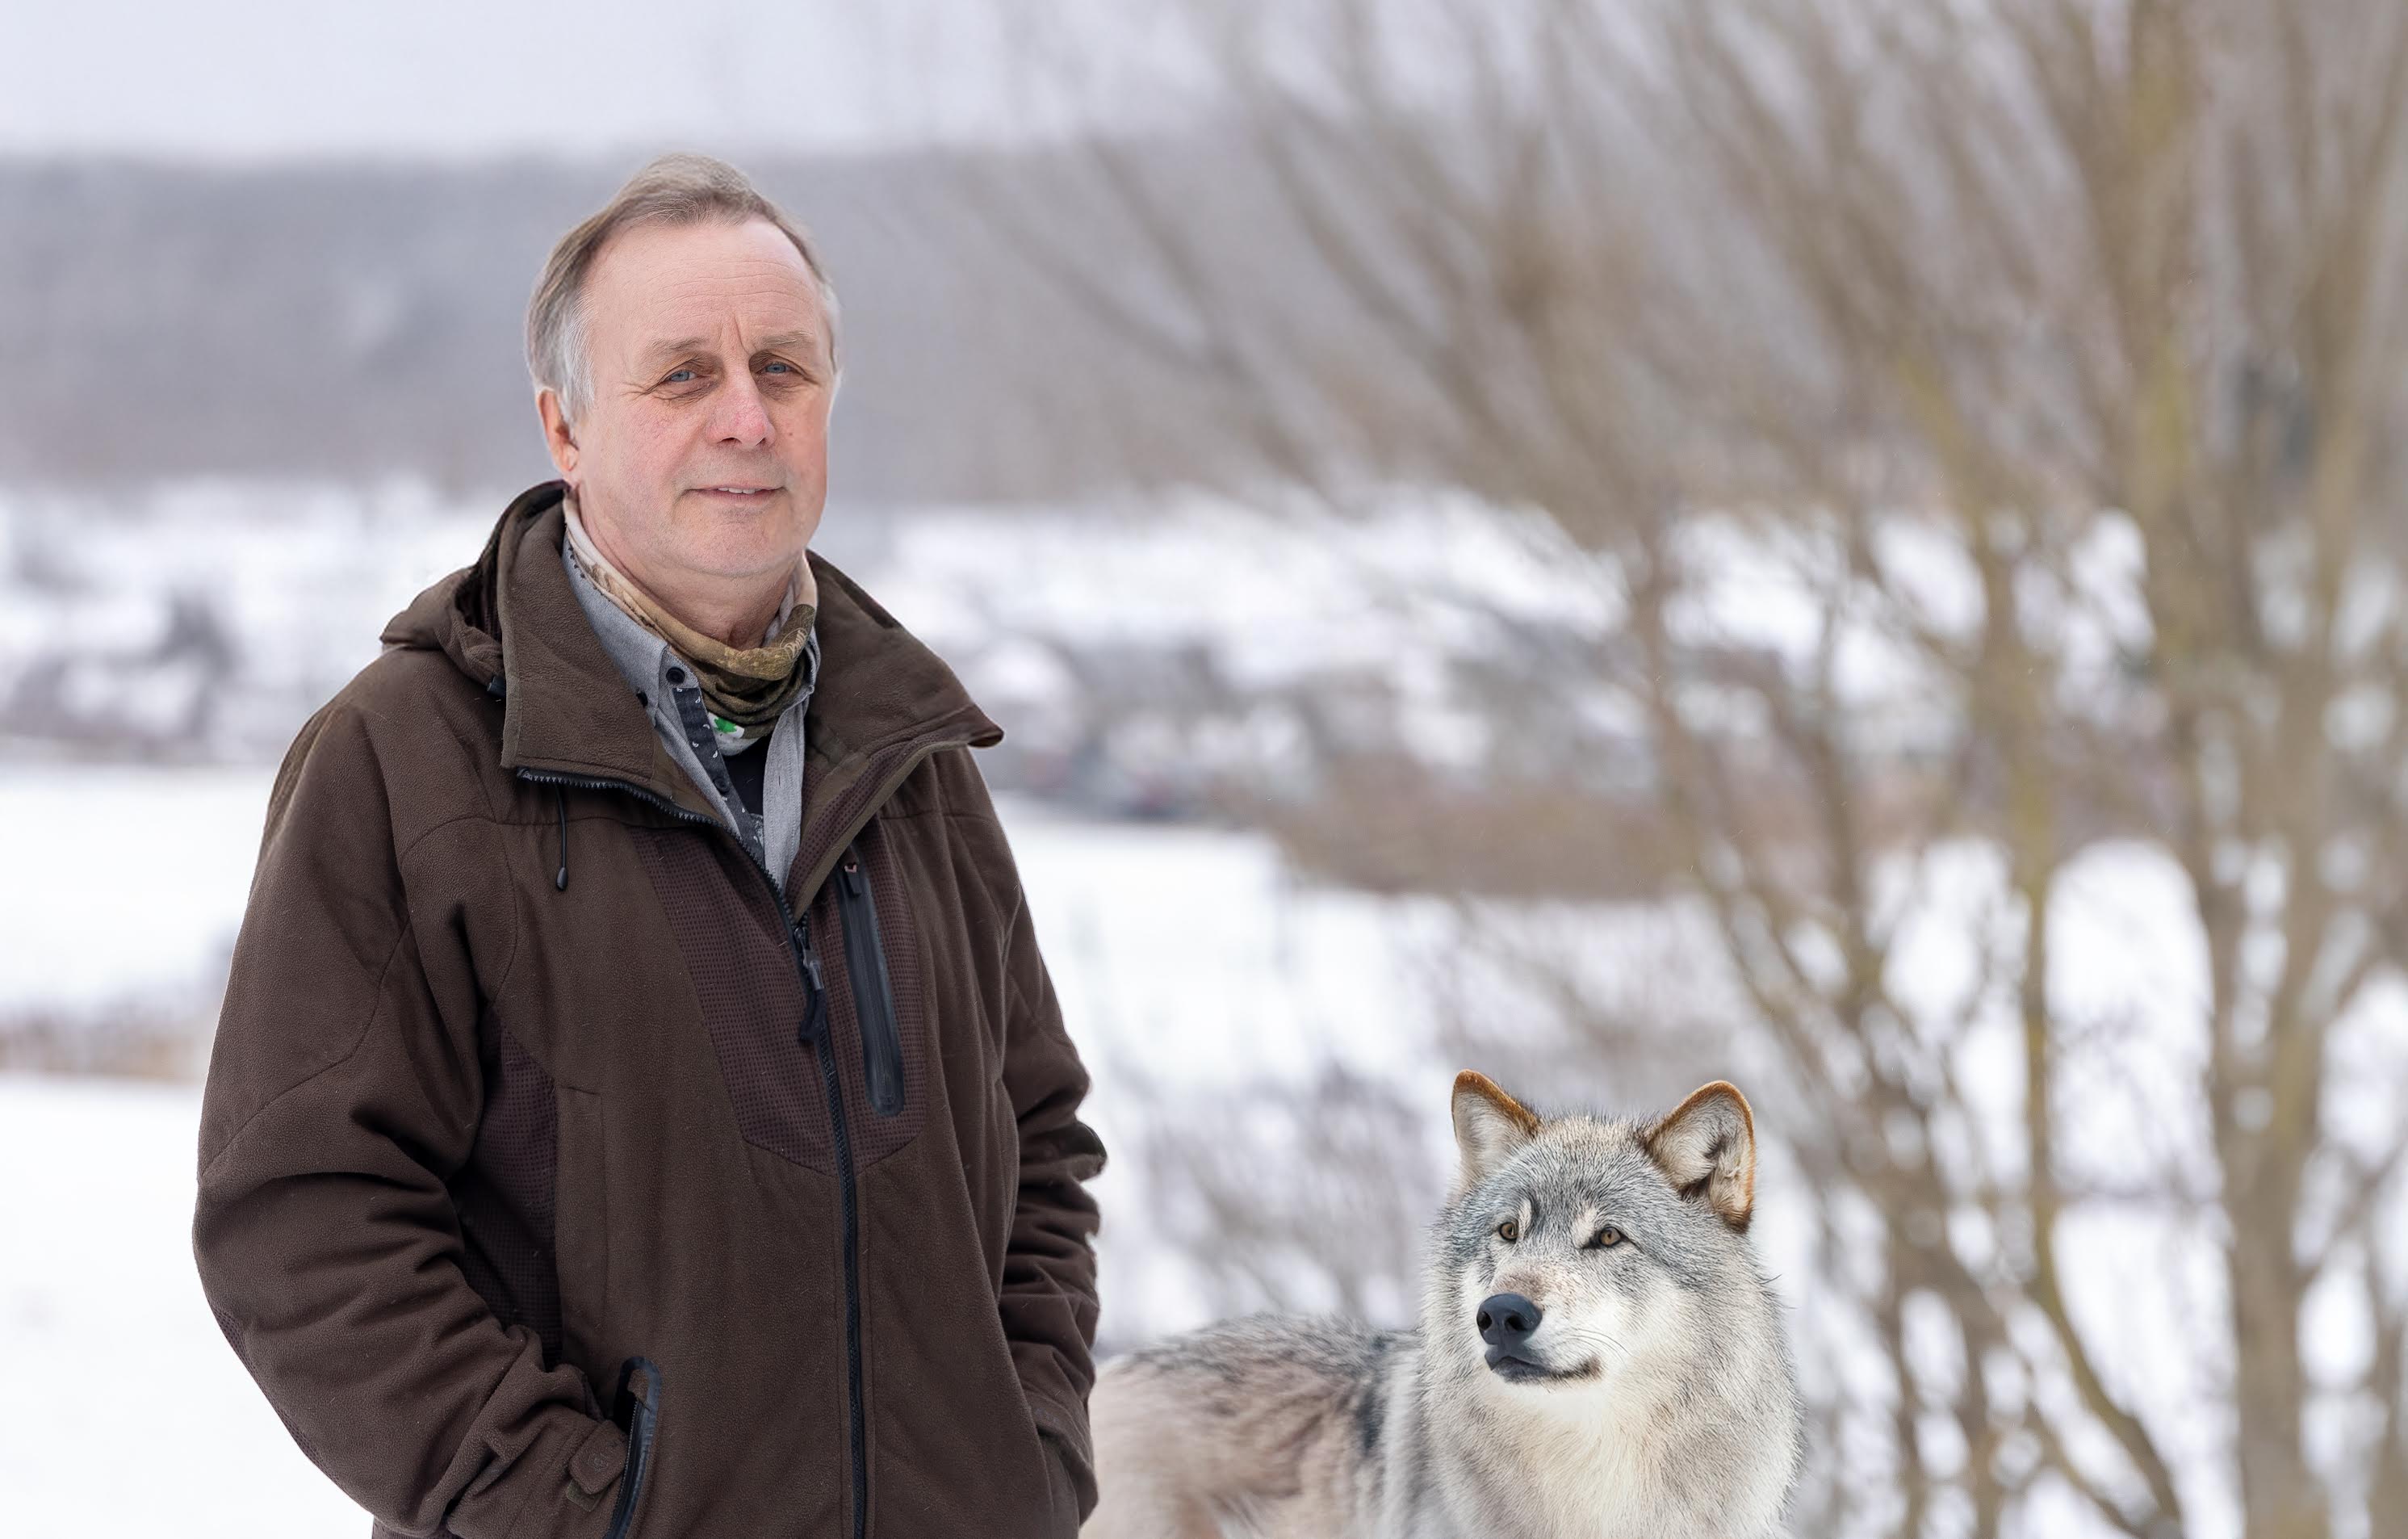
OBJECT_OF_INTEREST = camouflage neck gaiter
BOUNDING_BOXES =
[562,489,818,744]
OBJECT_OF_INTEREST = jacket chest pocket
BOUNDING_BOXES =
[815,817,929,1168]
[630,818,930,1175]
[629,827,835,1171]
[833,843,905,1118]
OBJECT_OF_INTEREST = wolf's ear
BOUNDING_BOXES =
[1452,1070,1540,1189]
[1645,1081,1757,1231]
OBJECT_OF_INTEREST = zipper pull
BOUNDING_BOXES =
[839,855,865,896]
[793,911,828,1046]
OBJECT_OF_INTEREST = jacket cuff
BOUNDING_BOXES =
[1038,1430,1087,1532]
[442,1409,626,1539]
[564,1418,630,1510]
[1028,1403,1096,1524]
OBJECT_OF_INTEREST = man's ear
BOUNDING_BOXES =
[1644,1081,1757,1231]
[1451,1070,1540,1191]
[537,387,579,476]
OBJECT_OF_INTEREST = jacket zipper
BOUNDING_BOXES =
[835,846,906,1118]
[513,764,882,1538]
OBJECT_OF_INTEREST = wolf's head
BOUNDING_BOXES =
[1425,1072,1790,1412]
[1416,1076,1802,1536]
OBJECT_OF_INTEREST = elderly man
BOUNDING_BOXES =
[193,154,1105,1539]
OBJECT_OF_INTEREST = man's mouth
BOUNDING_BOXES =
[693,485,780,498]
[1485,1349,1600,1384]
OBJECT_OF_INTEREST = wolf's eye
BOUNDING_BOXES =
[1496,1218,1520,1243]
[1587,1226,1624,1250]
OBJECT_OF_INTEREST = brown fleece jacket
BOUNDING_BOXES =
[193,482,1107,1538]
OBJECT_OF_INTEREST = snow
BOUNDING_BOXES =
[0,765,270,1015]
[4,775,2400,1536]
[874,486,1619,692]
[0,767,1465,1529]
[0,479,1620,786]
[0,1073,369,1534]
[0,774,1287,1522]
[4,479,2402,1536]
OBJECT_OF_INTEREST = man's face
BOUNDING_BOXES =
[540,216,834,596]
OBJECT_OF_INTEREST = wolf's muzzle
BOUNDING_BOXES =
[1476,1292,1542,1352]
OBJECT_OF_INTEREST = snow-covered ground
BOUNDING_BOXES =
[2,476,2150,807]
[0,1073,370,1533]
[0,765,273,1019]
[5,482,2402,1536]
[0,478,1648,815]
[0,761,1453,1502]
[9,755,2392,1536]
[0,762,1466,1533]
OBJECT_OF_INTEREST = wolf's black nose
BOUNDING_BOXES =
[1476,1292,1542,1348]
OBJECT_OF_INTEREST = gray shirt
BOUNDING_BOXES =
[561,535,820,896]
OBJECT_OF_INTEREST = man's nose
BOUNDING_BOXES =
[710,372,773,446]
[1476,1292,1542,1350]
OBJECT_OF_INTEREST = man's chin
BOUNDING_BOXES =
[668,501,811,550]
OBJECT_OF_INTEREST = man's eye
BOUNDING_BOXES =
[762,360,791,375]
[664,368,698,384]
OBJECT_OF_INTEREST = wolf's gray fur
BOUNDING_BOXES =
[1085,1075,1803,1538]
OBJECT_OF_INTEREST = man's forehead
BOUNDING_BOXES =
[585,220,826,359]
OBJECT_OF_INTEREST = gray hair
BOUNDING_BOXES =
[526,153,843,424]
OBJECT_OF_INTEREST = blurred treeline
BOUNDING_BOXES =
[0,145,1291,498]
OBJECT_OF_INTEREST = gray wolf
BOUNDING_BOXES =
[1085,1072,1803,1538]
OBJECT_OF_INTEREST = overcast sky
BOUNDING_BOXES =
[0,0,1211,161]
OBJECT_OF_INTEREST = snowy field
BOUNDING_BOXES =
[0,1073,371,1533]
[5,484,2402,1537]
[0,478,1628,1532]
[8,755,2392,1535]
[0,764,1468,1534]
[0,477,1610,780]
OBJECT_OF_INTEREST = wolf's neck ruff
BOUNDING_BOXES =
[561,486,817,744]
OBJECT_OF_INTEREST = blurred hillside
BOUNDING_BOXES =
[0,140,1283,498]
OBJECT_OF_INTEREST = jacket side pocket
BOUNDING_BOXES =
[603,1357,663,1539]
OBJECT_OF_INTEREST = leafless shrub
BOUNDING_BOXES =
[993,1,2408,1533]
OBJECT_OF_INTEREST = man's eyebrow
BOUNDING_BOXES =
[636,331,823,367]
[747,329,824,359]
[638,337,711,365]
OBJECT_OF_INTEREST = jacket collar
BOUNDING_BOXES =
[382,480,1002,833]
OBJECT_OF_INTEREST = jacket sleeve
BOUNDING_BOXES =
[192,699,627,1538]
[997,872,1108,1524]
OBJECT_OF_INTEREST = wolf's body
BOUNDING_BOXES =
[1086,1076,1803,1539]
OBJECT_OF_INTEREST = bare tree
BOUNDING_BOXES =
[983,1,2408,1534]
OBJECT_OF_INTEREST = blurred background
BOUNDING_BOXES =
[5,1,2407,1534]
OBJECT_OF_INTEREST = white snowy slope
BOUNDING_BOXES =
[12,758,2389,1536]
[3,482,2399,1536]
[0,781,1459,1532]
[0,1073,370,1534]
[0,478,1623,779]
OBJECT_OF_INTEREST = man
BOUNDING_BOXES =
[193,153,1106,1539]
